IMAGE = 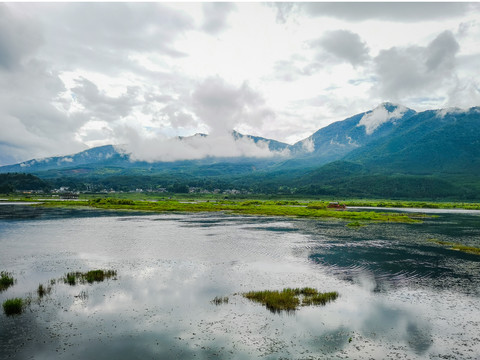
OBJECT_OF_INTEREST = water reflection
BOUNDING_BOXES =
[0,206,479,359]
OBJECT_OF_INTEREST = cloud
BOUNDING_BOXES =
[425,31,459,71]
[71,78,141,122]
[0,59,89,164]
[301,3,477,22]
[272,57,322,82]
[116,129,286,163]
[0,4,42,70]
[16,2,195,78]
[192,76,275,136]
[445,78,480,109]
[373,31,460,100]
[55,3,193,56]
[269,2,296,24]
[357,103,408,135]
[202,3,236,35]
[312,30,370,66]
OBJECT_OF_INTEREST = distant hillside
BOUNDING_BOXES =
[345,107,480,175]
[1,104,480,200]
[288,102,416,164]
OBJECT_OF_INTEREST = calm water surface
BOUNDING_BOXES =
[0,205,479,359]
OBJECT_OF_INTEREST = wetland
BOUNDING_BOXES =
[0,203,479,359]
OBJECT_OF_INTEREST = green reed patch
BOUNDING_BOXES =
[63,269,117,286]
[243,287,339,313]
[2,298,23,316]
[0,271,15,292]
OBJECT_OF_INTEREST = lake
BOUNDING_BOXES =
[1,204,479,359]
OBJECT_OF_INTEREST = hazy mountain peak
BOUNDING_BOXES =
[357,102,411,135]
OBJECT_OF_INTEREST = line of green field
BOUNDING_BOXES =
[36,198,422,223]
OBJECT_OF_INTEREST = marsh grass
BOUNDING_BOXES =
[244,287,339,313]
[63,269,117,285]
[301,291,339,306]
[428,238,480,255]
[3,298,23,316]
[37,283,52,298]
[0,271,15,292]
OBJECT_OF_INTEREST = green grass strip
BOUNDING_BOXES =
[38,198,420,224]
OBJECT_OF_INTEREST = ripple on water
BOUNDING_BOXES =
[0,207,479,359]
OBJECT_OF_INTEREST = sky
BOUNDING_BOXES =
[1,2,480,165]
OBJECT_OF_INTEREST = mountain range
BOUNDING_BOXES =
[1,102,480,199]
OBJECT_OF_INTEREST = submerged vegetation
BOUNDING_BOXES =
[428,239,480,255]
[63,269,117,285]
[2,298,23,316]
[346,221,365,227]
[37,283,52,298]
[211,296,229,305]
[243,287,339,313]
[0,271,15,292]
[2,269,117,317]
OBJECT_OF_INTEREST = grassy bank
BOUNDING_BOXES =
[36,198,422,223]
[5,192,480,210]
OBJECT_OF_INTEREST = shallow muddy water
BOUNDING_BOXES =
[0,205,479,359]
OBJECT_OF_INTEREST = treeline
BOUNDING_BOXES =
[2,171,480,201]
[0,173,51,193]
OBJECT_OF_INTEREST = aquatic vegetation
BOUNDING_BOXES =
[74,290,88,301]
[211,296,229,305]
[84,269,117,283]
[2,298,23,316]
[63,269,117,285]
[64,272,78,285]
[301,291,339,306]
[4,270,118,319]
[37,283,52,298]
[0,271,15,291]
[428,238,480,255]
[243,287,339,313]
[38,284,46,297]
[346,221,364,227]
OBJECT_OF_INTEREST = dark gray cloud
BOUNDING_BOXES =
[55,3,193,55]
[192,76,275,135]
[0,60,88,163]
[312,30,370,66]
[301,2,477,22]
[15,2,195,77]
[202,3,236,35]
[0,4,42,70]
[373,31,460,99]
[71,78,141,122]
[425,31,459,71]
